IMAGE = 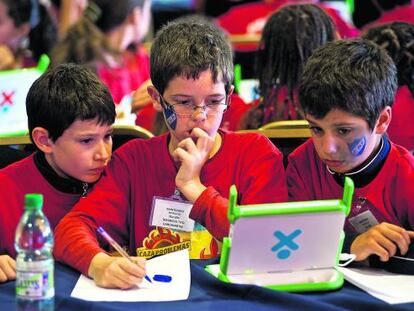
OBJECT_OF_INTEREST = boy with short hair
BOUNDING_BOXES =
[54,21,288,289]
[0,63,116,282]
[287,39,414,263]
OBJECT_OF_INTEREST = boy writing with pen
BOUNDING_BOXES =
[54,21,287,289]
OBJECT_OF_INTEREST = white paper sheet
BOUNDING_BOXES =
[338,267,414,304]
[71,249,191,302]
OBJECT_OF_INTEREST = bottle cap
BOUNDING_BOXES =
[24,193,43,210]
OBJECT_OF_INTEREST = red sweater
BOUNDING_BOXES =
[219,94,251,131]
[363,6,414,31]
[286,139,414,233]
[98,47,150,104]
[216,1,358,51]
[387,86,414,152]
[0,155,81,257]
[54,130,288,275]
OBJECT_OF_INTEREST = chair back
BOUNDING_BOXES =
[112,124,154,150]
[259,120,309,130]
[239,124,311,167]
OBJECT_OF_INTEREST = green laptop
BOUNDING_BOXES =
[206,177,354,292]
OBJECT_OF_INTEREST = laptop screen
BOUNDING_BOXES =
[227,210,346,275]
[224,177,354,276]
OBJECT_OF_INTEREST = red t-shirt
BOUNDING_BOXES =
[54,130,288,274]
[387,86,414,152]
[363,6,414,31]
[135,103,158,133]
[216,1,358,51]
[0,155,81,257]
[98,47,150,104]
[221,94,251,131]
[286,139,414,234]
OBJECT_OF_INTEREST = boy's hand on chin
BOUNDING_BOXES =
[173,128,214,202]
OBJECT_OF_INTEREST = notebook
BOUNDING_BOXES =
[206,177,354,292]
[0,55,49,138]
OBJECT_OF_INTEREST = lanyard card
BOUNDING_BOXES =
[348,197,379,233]
[348,210,379,233]
[150,196,195,232]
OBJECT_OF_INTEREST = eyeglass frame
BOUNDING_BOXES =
[158,92,230,117]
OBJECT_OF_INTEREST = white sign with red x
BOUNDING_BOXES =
[0,69,42,137]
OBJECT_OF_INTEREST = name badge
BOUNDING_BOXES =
[150,196,195,232]
[348,210,379,233]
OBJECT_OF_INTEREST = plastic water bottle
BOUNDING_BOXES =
[15,194,54,311]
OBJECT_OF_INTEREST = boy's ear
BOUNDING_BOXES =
[375,106,392,134]
[147,86,163,112]
[32,127,54,153]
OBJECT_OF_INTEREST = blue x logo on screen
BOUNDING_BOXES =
[271,229,302,260]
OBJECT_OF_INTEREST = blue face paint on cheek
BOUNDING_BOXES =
[348,136,366,157]
[163,105,177,130]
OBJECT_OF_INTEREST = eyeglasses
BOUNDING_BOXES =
[159,94,228,117]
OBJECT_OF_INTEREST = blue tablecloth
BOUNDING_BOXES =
[1,260,412,310]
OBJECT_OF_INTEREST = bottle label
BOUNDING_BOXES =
[16,259,54,299]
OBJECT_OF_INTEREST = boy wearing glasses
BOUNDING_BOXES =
[54,21,287,289]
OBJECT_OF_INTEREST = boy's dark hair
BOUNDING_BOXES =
[26,63,116,143]
[2,0,31,27]
[2,0,57,61]
[89,0,146,33]
[363,22,414,97]
[150,21,233,95]
[243,4,336,129]
[51,0,145,67]
[299,39,397,130]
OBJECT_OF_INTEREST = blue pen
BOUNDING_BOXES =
[97,226,152,284]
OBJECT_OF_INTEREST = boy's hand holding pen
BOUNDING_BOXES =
[97,227,152,283]
[87,227,148,289]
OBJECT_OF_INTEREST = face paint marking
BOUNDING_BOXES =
[164,105,177,130]
[349,136,366,157]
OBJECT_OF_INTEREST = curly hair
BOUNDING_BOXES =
[51,0,145,68]
[364,22,414,97]
[243,4,336,129]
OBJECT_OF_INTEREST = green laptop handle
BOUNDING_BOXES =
[37,54,50,72]
[228,185,238,224]
[0,54,49,76]
[228,176,355,224]
[342,176,354,216]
